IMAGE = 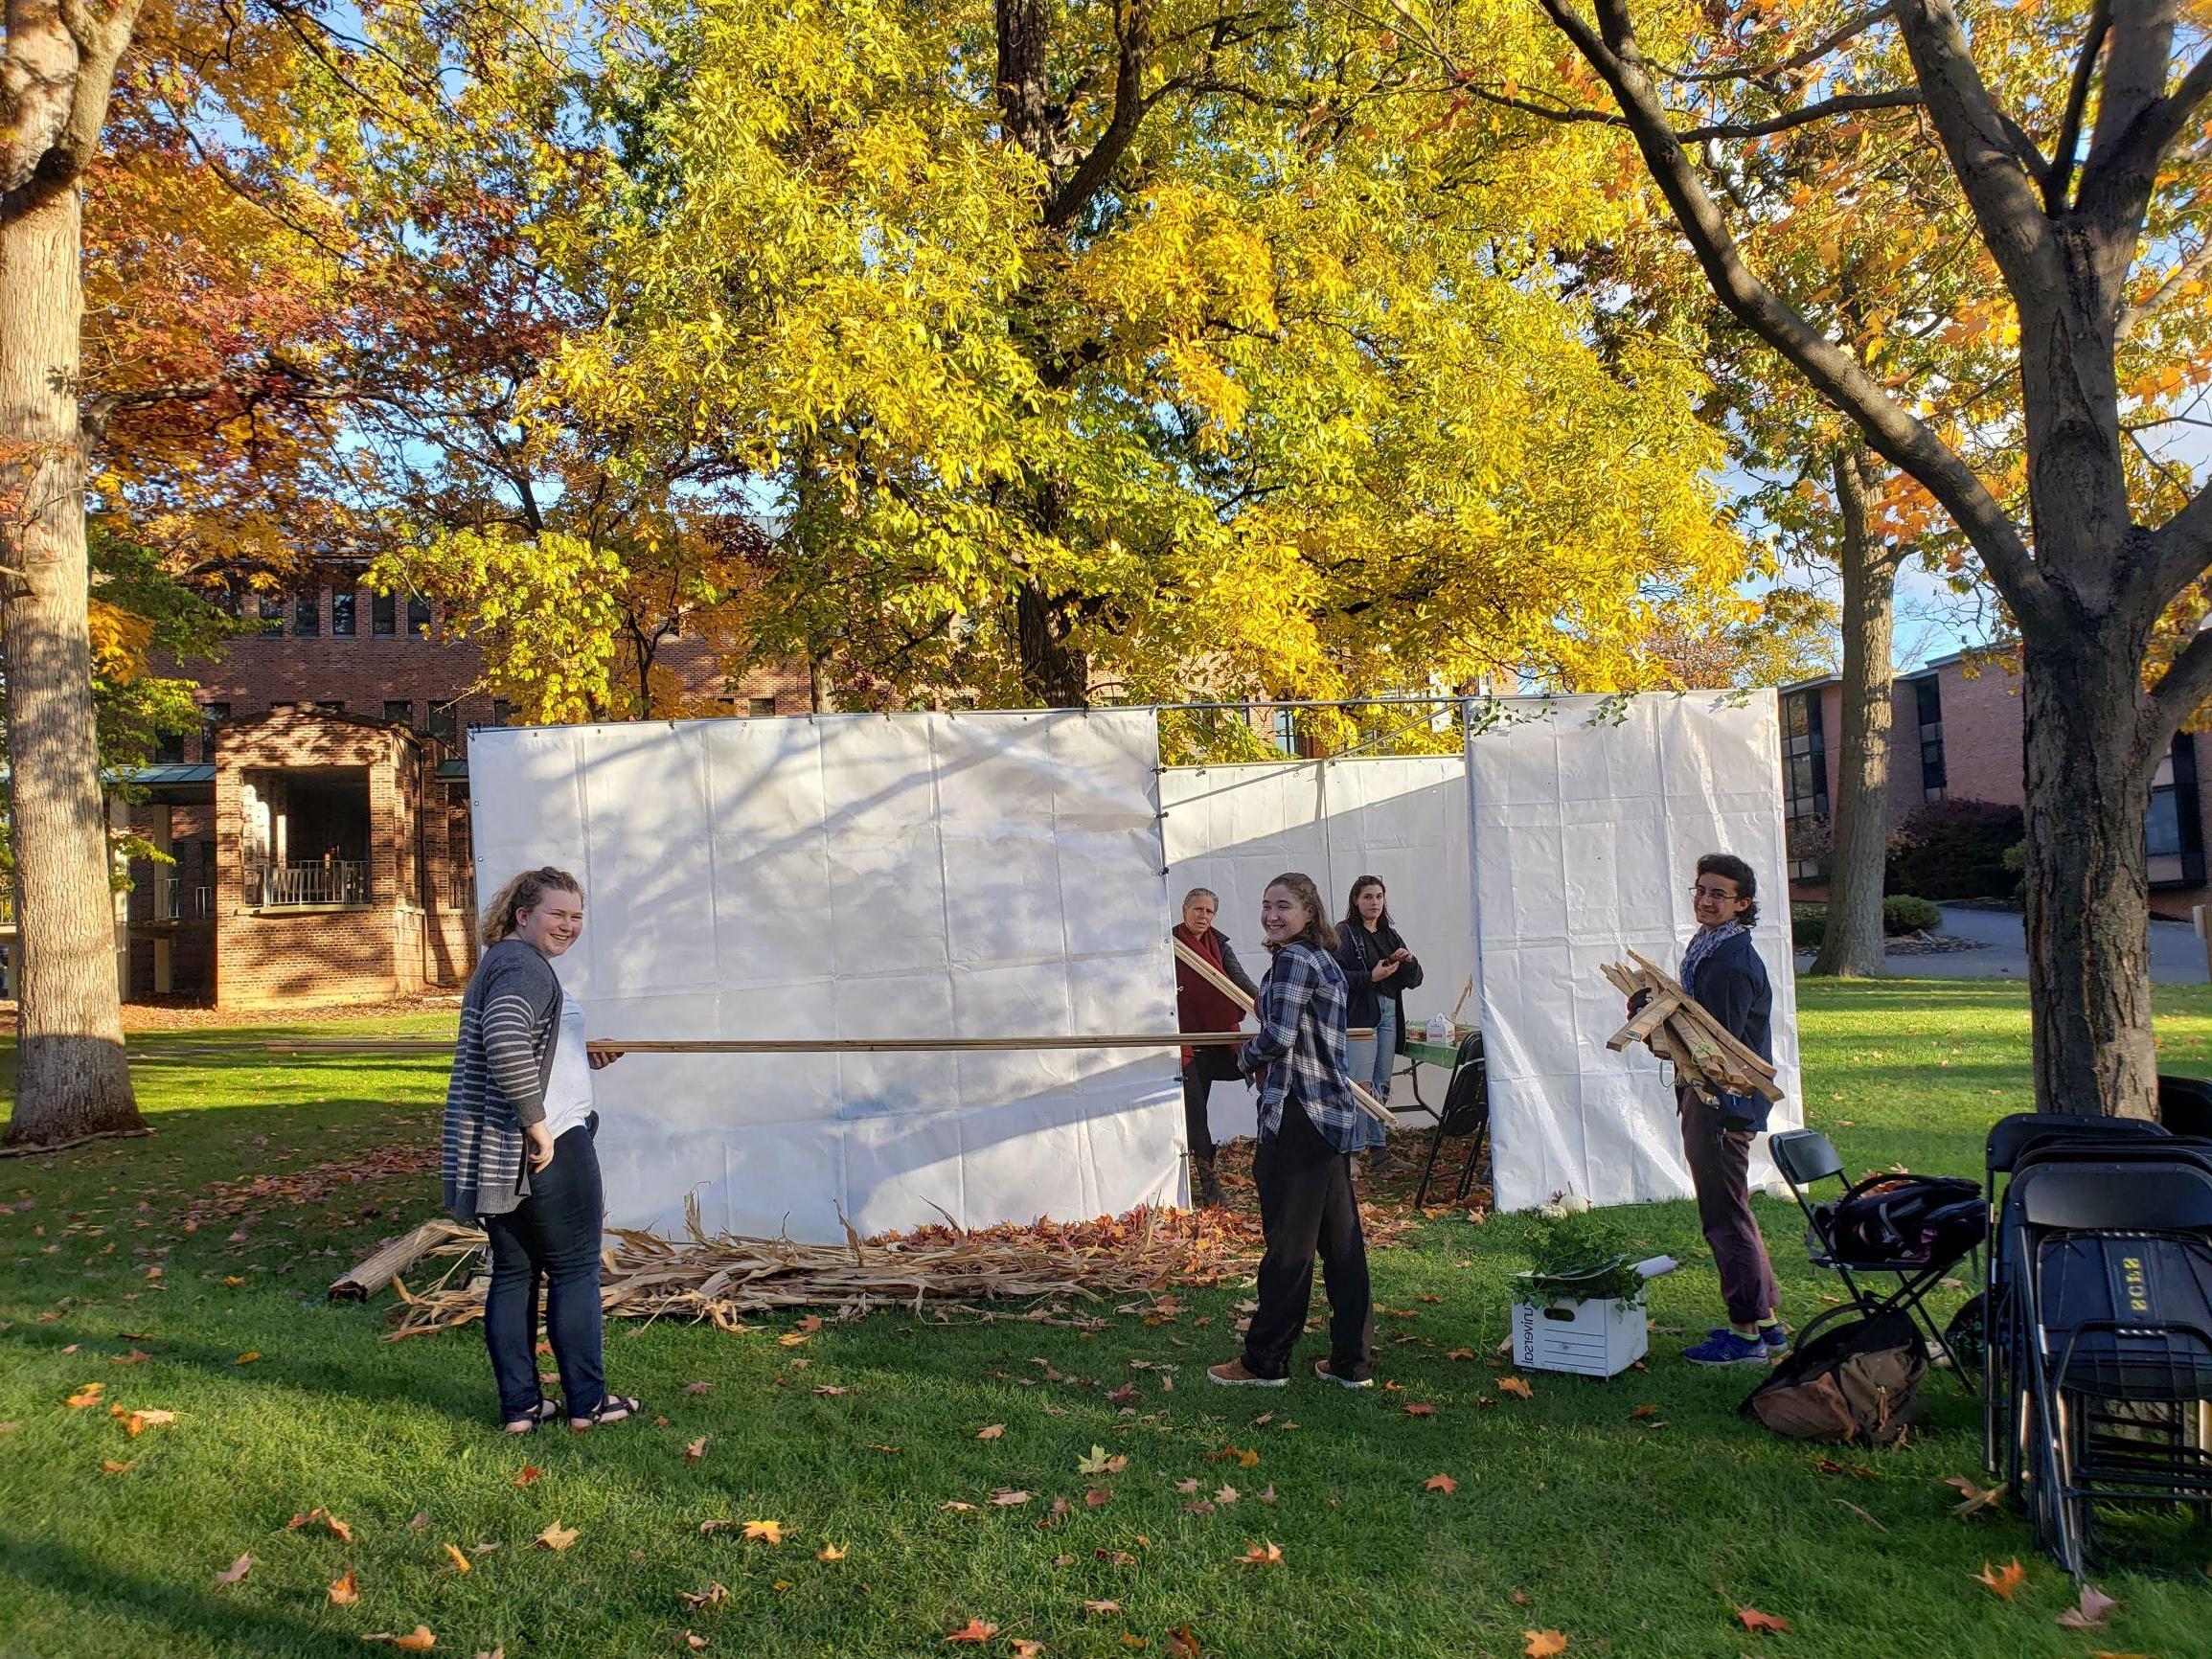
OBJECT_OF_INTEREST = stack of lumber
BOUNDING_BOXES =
[1600,950,1783,1103]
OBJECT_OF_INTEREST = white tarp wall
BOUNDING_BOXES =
[1467,692,1805,1213]
[1159,758,1474,1141]
[467,710,1186,1241]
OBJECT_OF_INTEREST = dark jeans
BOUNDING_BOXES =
[1181,1046,1242,1160]
[1677,1088,1779,1328]
[483,1115,605,1420]
[1242,1100,1375,1380]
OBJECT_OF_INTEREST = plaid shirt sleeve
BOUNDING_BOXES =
[1238,947,1315,1076]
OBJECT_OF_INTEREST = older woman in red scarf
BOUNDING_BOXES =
[1173,887,1260,1207]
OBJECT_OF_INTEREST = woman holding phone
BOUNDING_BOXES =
[1335,875,1423,1105]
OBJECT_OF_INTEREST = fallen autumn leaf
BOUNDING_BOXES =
[2056,1584,2118,1629]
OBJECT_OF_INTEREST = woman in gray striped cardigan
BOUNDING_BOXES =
[444,866,638,1433]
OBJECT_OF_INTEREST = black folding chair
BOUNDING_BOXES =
[1982,1112,2173,1474]
[1412,1030,1487,1209]
[2003,1157,2212,1576]
[1767,1128,1983,1382]
[1991,1136,2212,1490]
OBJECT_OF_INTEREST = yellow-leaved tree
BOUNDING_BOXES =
[536,0,1766,711]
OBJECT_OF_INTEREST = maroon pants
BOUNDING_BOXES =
[1677,1088,1779,1328]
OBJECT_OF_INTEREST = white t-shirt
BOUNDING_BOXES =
[538,989,596,1144]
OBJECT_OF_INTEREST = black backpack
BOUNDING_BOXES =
[1815,1173,1985,1266]
[1741,1310,1927,1445]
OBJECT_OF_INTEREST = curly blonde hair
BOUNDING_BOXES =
[480,866,584,947]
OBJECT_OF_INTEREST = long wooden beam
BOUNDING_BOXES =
[1172,937,1397,1127]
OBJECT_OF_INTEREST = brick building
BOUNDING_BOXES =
[122,571,809,1008]
[1780,649,2211,916]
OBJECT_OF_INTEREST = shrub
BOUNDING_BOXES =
[1887,799,2025,899]
[1790,902,1826,952]
[1883,895,1942,935]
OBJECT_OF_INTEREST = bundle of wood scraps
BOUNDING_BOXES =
[1600,951,1783,1103]
[365,1196,1290,1340]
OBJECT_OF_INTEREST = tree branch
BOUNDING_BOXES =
[1888,0,2063,303]
[2,0,145,200]
[79,377,220,437]
[2147,477,2212,604]
[1044,0,1153,231]
[1460,80,1920,142]
[1657,2,1894,84]
[1540,0,2049,625]
[2121,237,2212,336]
[2042,0,2110,215]
[2145,604,2212,741]
[2089,0,2178,164]
[2078,47,2212,244]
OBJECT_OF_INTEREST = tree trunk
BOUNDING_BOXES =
[1015,578,1090,707]
[0,181,141,1144]
[1809,445,1897,978]
[2020,630,2159,1119]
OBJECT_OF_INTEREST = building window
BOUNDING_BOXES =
[293,594,320,636]
[258,594,284,637]
[373,591,397,636]
[1913,675,1947,802]
[331,589,356,636]
[407,596,432,638]
[383,699,414,728]
[2147,732,2206,886]
[1272,708,1298,756]
[428,702,457,743]
[203,701,230,725]
[313,699,345,715]
[1782,689,1829,878]
[239,766,374,909]
[749,696,776,717]
[491,699,513,727]
[152,730,187,764]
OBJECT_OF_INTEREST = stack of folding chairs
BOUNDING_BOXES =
[1983,1107,2212,1574]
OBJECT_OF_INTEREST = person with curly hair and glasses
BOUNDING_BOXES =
[1648,852,1782,1369]
[1207,872,1382,1391]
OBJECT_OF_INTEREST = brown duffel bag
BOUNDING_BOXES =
[1740,1310,1927,1446]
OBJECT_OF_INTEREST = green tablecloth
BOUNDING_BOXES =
[1401,1025,1476,1070]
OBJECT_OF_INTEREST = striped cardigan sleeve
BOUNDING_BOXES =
[479,951,551,1126]
[441,940,561,1221]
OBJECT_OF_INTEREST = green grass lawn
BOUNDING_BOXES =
[1,984,2208,1659]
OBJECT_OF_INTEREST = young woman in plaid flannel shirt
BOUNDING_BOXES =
[1207,872,1382,1389]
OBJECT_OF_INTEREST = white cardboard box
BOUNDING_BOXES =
[1510,1294,1650,1379]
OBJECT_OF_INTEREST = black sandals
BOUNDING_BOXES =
[503,1398,562,1434]
[570,1393,641,1430]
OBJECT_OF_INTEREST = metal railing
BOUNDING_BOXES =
[126,883,217,923]
[251,860,372,908]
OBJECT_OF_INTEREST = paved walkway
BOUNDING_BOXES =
[1795,903,2212,984]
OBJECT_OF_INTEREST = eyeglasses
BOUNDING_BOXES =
[1690,884,1741,902]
